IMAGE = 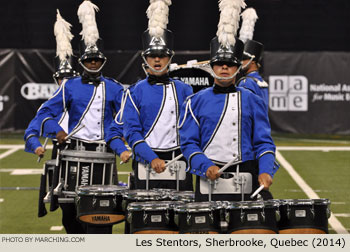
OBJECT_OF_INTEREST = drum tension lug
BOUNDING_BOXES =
[275,210,281,222]
[92,197,97,208]
[209,212,214,224]
[186,212,191,226]
[225,210,230,223]
[240,211,245,223]
[143,211,148,224]
[165,209,170,224]
[260,210,266,222]
[127,212,132,224]
[287,205,291,220]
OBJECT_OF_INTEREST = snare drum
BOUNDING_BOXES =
[174,201,222,234]
[58,150,116,198]
[169,191,195,203]
[75,185,127,225]
[278,199,331,234]
[224,200,280,234]
[127,201,181,234]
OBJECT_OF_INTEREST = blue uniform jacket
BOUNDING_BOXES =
[31,76,127,156]
[121,77,193,164]
[24,112,65,154]
[179,86,277,178]
[238,71,269,108]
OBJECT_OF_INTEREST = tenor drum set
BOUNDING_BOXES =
[40,140,331,234]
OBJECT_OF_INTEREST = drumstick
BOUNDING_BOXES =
[37,137,49,163]
[164,154,183,168]
[218,159,240,174]
[250,185,265,199]
[64,124,85,140]
[119,152,132,165]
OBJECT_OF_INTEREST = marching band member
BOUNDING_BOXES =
[24,10,79,159]
[112,0,193,190]
[179,0,278,202]
[29,0,129,233]
[24,9,85,233]
[238,8,269,108]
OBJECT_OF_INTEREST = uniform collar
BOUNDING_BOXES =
[81,72,103,86]
[147,73,170,85]
[213,83,237,94]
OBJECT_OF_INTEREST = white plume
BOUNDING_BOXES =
[239,8,258,43]
[146,0,172,38]
[54,9,73,61]
[217,0,246,47]
[77,0,100,47]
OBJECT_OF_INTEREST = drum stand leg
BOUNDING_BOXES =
[208,180,212,202]
[146,165,151,190]
[175,164,179,191]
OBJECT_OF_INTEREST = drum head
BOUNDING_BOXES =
[175,201,222,213]
[126,189,168,201]
[76,185,127,196]
[127,201,179,212]
[280,199,330,206]
[60,149,115,161]
[169,191,195,202]
[169,66,213,93]
[225,200,280,210]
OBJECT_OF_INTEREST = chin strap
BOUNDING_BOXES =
[208,62,243,80]
[241,52,255,71]
[78,58,107,74]
[141,52,174,74]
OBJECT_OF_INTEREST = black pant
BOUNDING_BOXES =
[60,203,86,234]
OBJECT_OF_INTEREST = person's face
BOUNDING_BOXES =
[146,54,170,76]
[83,58,103,71]
[57,78,63,86]
[212,62,238,86]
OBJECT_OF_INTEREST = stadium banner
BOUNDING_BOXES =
[0,49,349,135]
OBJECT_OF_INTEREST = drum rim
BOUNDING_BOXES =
[224,200,280,209]
[174,201,222,213]
[76,185,128,196]
[127,200,181,211]
[125,189,168,200]
[60,149,115,159]
[279,199,330,206]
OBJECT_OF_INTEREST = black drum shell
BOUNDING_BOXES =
[226,206,279,234]
[75,193,124,225]
[278,203,329,233]
[128,208,177,234]
[175,209,222,234]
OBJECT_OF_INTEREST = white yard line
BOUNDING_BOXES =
[0,145,53,149]
[0,168,130,175]
[277,146,350,151]
[0,147,22,159]
[50,226,64,231]
[276,150,349,234]
[334,214,350,218]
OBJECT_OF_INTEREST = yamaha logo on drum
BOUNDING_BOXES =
[80,165,90,186]
[91,215,111,223]
[178,77,210,86]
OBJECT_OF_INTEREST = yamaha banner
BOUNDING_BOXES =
[0,49,349,135]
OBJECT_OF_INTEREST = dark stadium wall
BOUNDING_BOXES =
[0,0,349,51]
